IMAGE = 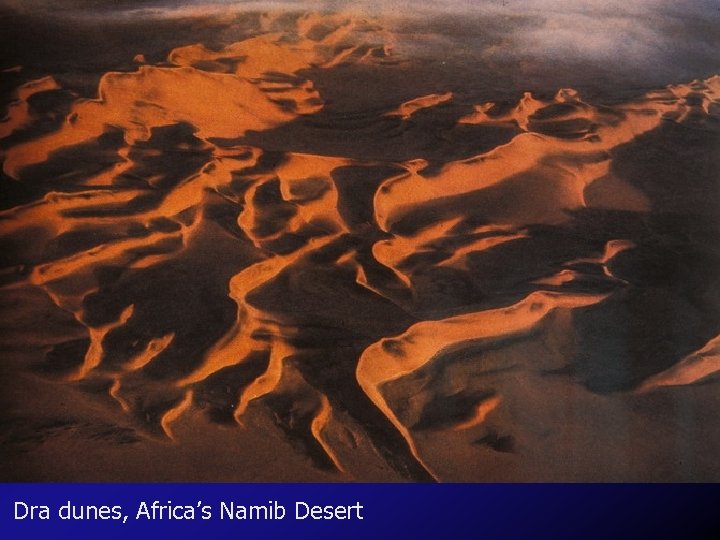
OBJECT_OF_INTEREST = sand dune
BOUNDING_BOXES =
[0,76,61,139]
[638,334,720,391]
[1,10,719,481]
[385,92,453,120]
[356,291,609,479]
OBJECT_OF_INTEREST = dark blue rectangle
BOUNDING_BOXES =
[2,483,719,539]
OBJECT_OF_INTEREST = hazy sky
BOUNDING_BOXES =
[1,0,718,15]
[1,0,718,94]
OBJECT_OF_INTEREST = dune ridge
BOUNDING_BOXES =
[638,334,720,392]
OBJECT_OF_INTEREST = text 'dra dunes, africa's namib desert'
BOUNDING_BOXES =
[1,0,719,481]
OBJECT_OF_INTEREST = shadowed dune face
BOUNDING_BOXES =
[1,6,720,481]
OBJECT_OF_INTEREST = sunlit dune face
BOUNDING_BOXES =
[1,9,720,481]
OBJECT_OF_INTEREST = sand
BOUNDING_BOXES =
[1,4,719,481]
